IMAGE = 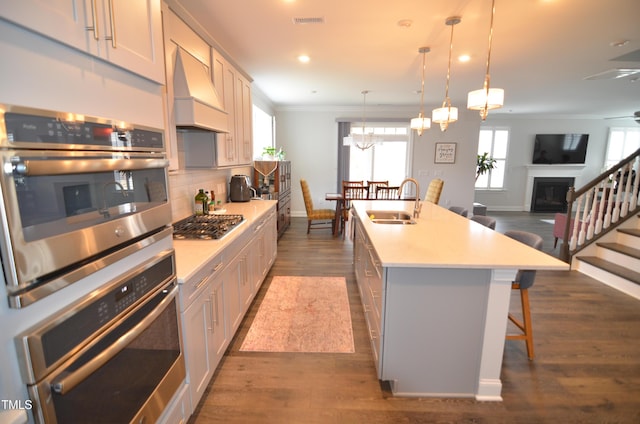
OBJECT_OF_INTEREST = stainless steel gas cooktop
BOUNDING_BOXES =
[172,214,244,240]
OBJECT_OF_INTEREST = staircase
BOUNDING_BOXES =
[572,213,640,300]
[560,148,640,300]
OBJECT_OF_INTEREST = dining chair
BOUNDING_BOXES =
[470,215,496,229]
[448,206,468,217]
[424,178,444,204]
[504,230,543,360]
[341,181,367,239]
[366,180,388,199]
[300,179,335,234]
[375,186,400,200]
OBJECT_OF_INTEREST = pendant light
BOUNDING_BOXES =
[410,47,431,136]
[432,16,460,132]
[467,0,504,120]
[343,90,380,150]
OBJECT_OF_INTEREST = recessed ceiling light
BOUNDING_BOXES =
[458,54,471,62]
[397,19,412,28]
[298,55,310,63]
[610,40,629,47]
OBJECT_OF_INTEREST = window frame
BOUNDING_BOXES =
[475,126,510,190]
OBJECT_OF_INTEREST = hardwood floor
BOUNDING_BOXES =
[189,213,640,423]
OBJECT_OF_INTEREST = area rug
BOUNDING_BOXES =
[240,276,355,353]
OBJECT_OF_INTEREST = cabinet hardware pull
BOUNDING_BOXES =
[208,293,215,332]
[213,288,219,326]
[105,0,117,48]
[86,0,100,40]
[212,262,223,273]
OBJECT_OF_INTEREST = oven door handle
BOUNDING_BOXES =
[50,284,178,395]
[13,158,169,176]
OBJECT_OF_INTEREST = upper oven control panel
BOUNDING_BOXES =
[0,104,164,152]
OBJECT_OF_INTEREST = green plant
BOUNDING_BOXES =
[262,147,277,157]
[476,152,497,181]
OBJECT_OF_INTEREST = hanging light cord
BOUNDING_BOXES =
[443,20,455,110]
[419,51,426,116]
[482,0,497,112]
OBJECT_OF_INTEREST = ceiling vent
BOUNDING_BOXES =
[583,68,640,80]
[293,17,325,25]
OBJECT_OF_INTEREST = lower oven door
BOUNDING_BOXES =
[0,149,172,307]
[30,281,185,424]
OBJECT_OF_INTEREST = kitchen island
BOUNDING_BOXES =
[351,200,568,401]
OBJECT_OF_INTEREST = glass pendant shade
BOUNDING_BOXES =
[411,113,431,136]
[432,104,458,131]
[467,87,504,118]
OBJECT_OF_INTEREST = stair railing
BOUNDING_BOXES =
[560,148,640,262]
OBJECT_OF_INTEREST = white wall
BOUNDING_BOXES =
[475,117,611,211]
[276,106,481,217]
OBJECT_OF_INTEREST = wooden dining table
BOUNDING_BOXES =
[325,193,343,236]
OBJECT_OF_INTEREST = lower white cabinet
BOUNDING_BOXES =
[179,205,277,416]
[181,261,227,414]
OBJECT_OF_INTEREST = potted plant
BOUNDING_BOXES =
[476,152,497,181]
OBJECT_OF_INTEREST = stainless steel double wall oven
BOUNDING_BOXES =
[1,105,185,423]
[0,104,172,308]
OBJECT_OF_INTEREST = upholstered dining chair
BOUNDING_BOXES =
[366,180,388,199]
[470,215,497,230]
[424,178,444,204]
[300,179,335,234]
[375,186,400,200]
[504,230,544,360]
[448,206,468,217]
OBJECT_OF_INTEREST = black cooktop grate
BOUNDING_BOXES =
[172,214,244,240]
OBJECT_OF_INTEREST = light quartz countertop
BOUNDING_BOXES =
[172,200,277,283]
[352,200,569,270]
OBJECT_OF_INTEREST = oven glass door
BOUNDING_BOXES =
[0,149,171,297]
[4,150,168,241]
[35,282,184,424]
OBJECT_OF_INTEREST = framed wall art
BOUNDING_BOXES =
[434,142,457,164]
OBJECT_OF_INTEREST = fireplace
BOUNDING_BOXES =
[531,177,574,212]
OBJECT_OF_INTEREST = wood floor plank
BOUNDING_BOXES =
[189,214,640,423]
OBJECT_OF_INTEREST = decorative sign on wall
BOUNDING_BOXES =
[434,142,457,164]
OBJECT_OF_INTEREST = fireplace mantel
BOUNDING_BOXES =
[524,165,584,211]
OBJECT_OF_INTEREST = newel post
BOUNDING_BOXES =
[559,186,575,262]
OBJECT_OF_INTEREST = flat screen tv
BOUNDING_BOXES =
[532,134,589,164]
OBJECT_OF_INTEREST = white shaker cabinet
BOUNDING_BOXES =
[179,254,227,414]
[215,52,253,167]
[0,0,165,84]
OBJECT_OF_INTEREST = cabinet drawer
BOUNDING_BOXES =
[179,253,224,311]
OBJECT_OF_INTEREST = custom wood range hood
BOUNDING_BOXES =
[173,47,229,133]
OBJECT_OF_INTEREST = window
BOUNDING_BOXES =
[347,124,409,185]
[252,105,275,159]
[604,127,640,170]
[475,128,509,189]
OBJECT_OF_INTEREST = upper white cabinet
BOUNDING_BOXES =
[0,0,165,84]
[215,51,253,167]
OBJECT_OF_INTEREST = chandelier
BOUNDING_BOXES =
[432,16,461,132]
[343,90,381,150]
[410,47,431,136]
[467,0,504,120]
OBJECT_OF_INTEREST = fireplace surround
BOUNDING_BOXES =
[524,165,584,211]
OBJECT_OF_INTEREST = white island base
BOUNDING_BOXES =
[382,267,515,400]
[352,200,568,400]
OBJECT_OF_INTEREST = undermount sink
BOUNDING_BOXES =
[366,210,416,225]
